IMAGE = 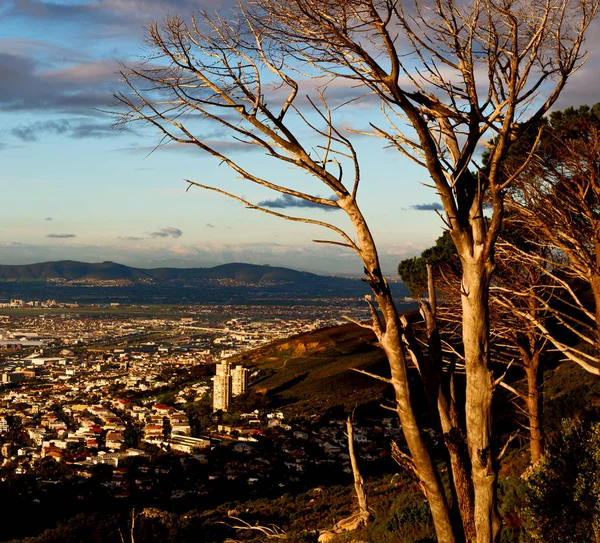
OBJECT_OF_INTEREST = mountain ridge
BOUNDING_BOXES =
[0,260,330,284]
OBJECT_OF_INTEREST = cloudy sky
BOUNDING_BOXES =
[0,1,598,277]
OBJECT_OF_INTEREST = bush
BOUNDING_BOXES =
[521,417,600,542]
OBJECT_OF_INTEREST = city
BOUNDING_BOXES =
[0,299,405,541]
[3,0,600,540]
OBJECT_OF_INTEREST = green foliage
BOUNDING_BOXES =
[521,417,600,542]
[155,390,177,405]
[497,476,528,543]
[123,426,140,448]
[359,486,434,543]
[546,103,600,139]
[494,102,600,189]
[183,396,213,431]
[542,362,600,434]
[398,231,459,297]
[397,257,428,298]
[221,411,240,425]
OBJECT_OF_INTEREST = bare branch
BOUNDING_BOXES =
[217,517,286,540]
[351,368,392,385]
[185,180,361,255]
[497,432,519,461]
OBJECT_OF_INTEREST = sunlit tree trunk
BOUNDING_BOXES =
[346,202,456,543]
[346,416,370,522]
[524,352,544,465]
[461,256,502,543]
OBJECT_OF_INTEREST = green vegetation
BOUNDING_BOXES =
[397,231,459,298]
[521,417,600,542]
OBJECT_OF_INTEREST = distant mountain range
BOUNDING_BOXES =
[0,261,326,283]
[0,260,411,304]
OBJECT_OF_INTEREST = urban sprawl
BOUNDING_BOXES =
[0,301,399,505]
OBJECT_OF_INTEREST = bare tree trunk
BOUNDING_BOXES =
[427,263,437,315]
[346,416,370,521]
[345,201,457,543]
[524,352,544,465]
[462,257,501,543]
[380,302,456,543]
[410,269,476,543]
[424,264,475,542]
[437,387,476,543]
[403,333,475,543]
[444,433,477,543]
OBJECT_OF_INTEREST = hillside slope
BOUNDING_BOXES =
[229,323,395,414]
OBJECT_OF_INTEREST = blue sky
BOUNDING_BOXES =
[1,1,599,277]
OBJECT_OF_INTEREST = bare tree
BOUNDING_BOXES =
[115,2,598,541]
[219,516,287,541]
[504,106,600,376]
[319,416,372,540]
[346,415,371,525]
[400,264,478,542]
[491,236,552,464]
[400,234,550,465]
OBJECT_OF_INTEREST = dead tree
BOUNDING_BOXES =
[219,516,287,541]
[504,107,600,376]
[115,2,598,541]
[400,229,549,465]
[490,238,552,465]
[319,416,372,540]
[346,415,371,525]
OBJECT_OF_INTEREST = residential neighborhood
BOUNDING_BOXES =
[0,302,399,509]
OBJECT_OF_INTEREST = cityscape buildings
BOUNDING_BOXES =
[232,364,249,397]
[213,361,248,412]
[213,361,232,412]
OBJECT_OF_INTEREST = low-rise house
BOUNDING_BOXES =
[168,435,210,454]
[171,423,191,436]
[106,431,125,450]
[152,404,173,416]
[43,447,64,462]
[28,427,46,446]
[143,425,164,440]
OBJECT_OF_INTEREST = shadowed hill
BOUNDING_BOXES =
[191,263,319,282]
[0,261,320,283]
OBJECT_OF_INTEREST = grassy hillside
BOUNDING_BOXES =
[229,323,394,415]
[5,473,431,543]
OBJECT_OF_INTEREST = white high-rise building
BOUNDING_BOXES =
[213,362,249,412]
[213,361,232,412]
[232,365,249,397]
